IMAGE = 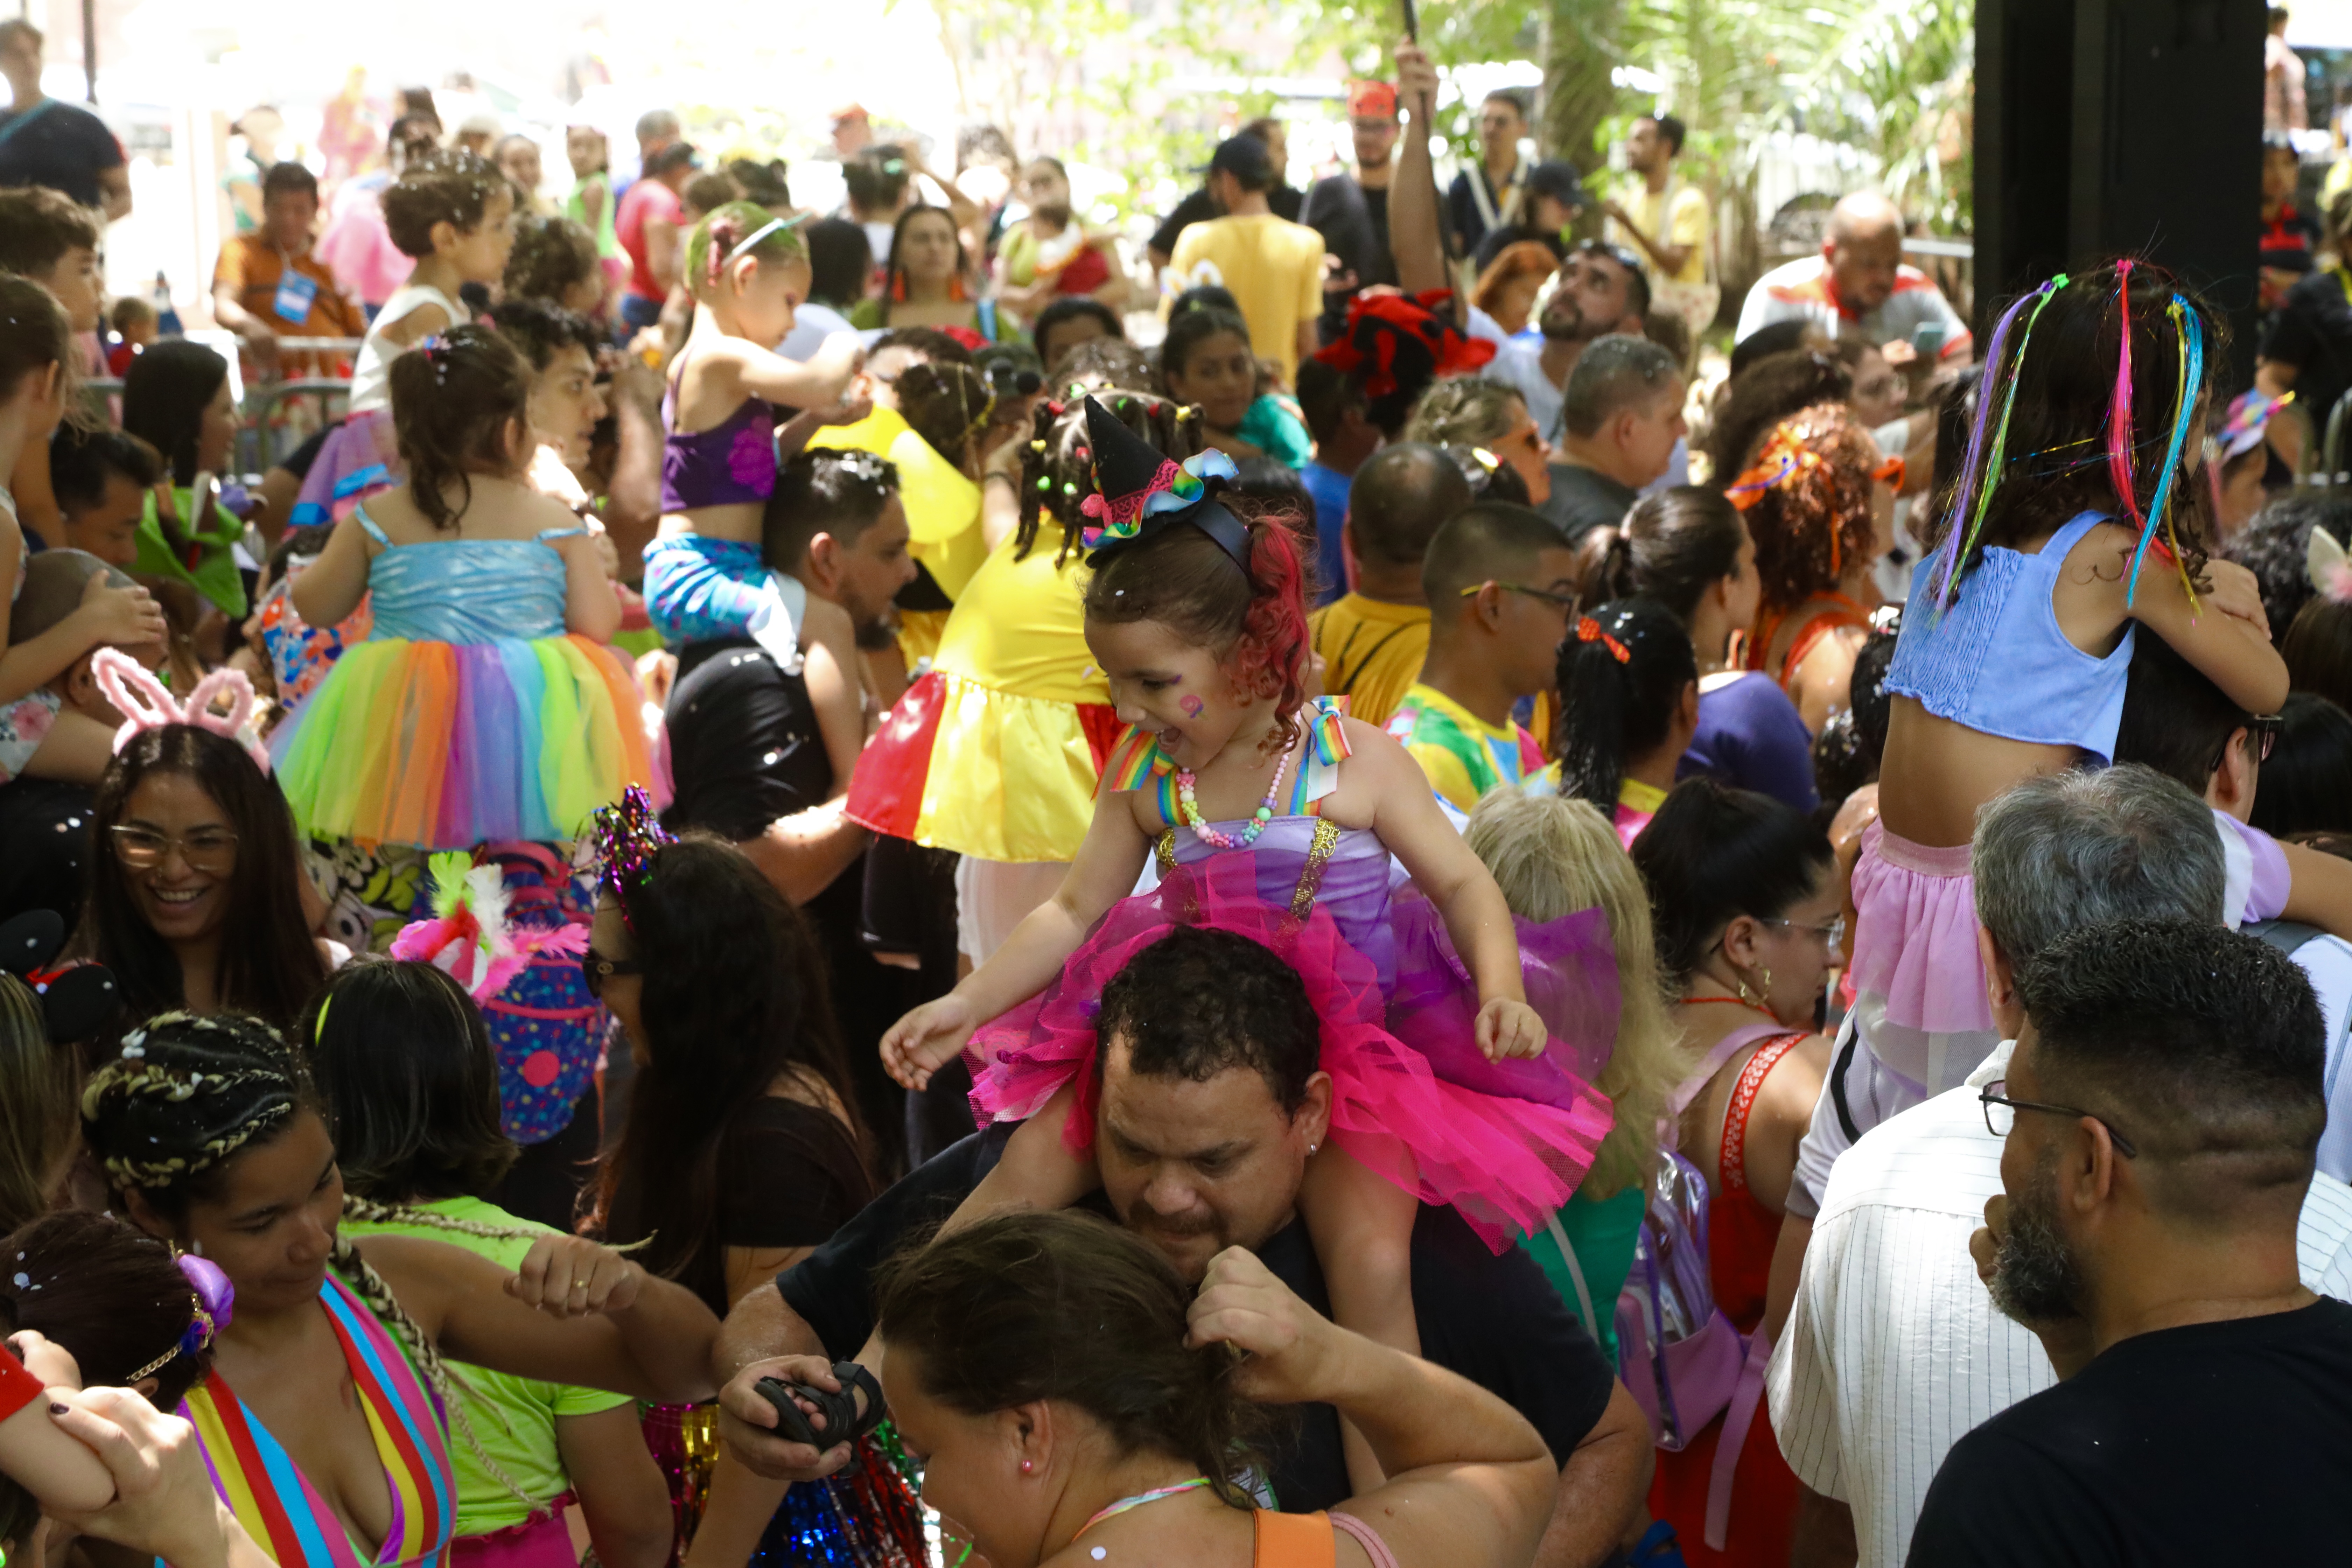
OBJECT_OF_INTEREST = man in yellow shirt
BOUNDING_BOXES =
[1166,133,1324,382]
[1386,503,1576,810]
[1602,113,1713,343]
[1308,442,1470,728]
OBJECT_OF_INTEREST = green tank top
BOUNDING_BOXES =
[567,170,621,260]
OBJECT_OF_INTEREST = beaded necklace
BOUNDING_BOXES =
[1175,733,1295,850]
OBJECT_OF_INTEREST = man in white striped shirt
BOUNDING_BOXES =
[1766,766,2352,1567]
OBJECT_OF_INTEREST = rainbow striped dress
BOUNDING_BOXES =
[179,1270,457,1566]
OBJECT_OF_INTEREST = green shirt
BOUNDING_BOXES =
[342,1195,633,1533]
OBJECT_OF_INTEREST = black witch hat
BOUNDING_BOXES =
[1076,396,1251,568]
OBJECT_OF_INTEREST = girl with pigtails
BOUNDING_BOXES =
[868,398,1617,1493]
[79,1008,723,1568]
[1856,261,2290,1123]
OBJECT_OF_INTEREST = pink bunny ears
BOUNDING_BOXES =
[90,648,272,775]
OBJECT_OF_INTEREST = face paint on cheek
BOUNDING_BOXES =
[1180,694,1205,718]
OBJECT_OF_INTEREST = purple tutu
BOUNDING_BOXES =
[289,408,400,529]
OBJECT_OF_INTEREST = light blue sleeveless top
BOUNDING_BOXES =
[355,507,586,644]
[1884,510,2136,762]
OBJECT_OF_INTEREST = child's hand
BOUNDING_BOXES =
[879,995,980,1090]
[1475,997,1547,1061]
[8,1329,82,1391]
[74,573,168,650]
[2201,558,2270,637]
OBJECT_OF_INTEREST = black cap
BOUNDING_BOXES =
[1202,133,1275,185]
[1526,160,1588,208]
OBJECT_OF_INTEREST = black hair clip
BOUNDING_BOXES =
[1,911,118,1043]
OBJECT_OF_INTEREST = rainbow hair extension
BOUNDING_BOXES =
[1928,272,2068,606]
[2105,261,2140,538]
[2127,297,2206,610]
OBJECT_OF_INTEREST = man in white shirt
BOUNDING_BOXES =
[1768,765,2352,1567]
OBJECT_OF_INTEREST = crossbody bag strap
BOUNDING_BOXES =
[1543,1211,1600,1335]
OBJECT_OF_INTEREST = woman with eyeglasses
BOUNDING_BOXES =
[1628,777,1838,1567]
[580,825,917,1563]
[73,721,329,1035]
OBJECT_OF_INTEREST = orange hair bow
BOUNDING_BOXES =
[1576,617,1632,664]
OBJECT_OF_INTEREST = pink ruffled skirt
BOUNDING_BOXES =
[965,849,1618,1251]
[1848,820,1990,1036]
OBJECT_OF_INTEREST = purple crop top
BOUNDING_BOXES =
[662,349,778,513]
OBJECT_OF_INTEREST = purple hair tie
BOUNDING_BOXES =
[179,1252,233,1348]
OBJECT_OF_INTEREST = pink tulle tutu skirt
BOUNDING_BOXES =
[1848,820,1991,1036]
[965,849,1619,1251]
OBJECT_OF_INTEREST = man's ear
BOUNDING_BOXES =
[1291,1070,1334,1153]
[2210,726,2256,818]
[803,530,840,589]
[1979,924,2024,1040]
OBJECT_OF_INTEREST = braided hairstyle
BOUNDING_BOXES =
[1734,401,1882,616]
[80,1012,536,1501]
[1552,598,1699,814]
[1014,388,1202,566]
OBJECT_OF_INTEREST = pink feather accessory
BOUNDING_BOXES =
[89,647,272,775]
[389,851,589,1002]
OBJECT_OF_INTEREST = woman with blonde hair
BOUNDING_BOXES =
[1463,788,1687,1359]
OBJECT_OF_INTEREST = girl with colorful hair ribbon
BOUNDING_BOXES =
[1852,261,2288,1138]
[872,397,1619,1494]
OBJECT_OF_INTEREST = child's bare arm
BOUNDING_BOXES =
[552,529,624,642]
[0,1334,116,1515]
[937,1084,1102,1237]
[288,510,378,628]
[2129,552,2290,715]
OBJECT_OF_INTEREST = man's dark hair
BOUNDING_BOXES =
[1560,334,1680,440]
[1241,115,1283,145]
[1482,88,1528,121]
[2017,918,2325,1216]
[1031,296,1125,365]
[1170,282,1241,318]
[260,160,319,203]
[1294,356,1367,444]
[1421,500,1566,607]
[762,448,902,570]
[1728,320,1819,380]
[869,325,973,366]
[804,217,872,309]
[1095,927,1320,1115]
[49,426,163,516]
[1645,114,1687,156]
[2252,693,2352,839]
[2113,632,2250,795]
[486,296,601,370]
[1346,441,1473,569]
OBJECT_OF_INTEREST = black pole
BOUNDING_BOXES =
[80,0,94,103]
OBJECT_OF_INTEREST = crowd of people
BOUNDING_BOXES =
[2,16,2352,1568]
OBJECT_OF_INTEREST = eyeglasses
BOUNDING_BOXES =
[1979,1079,2140,1157]
[1761,913,1846,950]
[1461,580,1578,611]
[580,947,641,999]
[111,825,239,873]
[2211,712,2286,776]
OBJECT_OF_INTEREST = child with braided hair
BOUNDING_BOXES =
[80,1010,723,1568]
[312,960,674,1567]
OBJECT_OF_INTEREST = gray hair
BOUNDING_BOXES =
[1401,376,1525,450]
[1561,334,1681,439]
[1973,764,2226,965]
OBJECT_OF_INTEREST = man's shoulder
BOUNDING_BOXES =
[1816,1079,2004,1226]
[1752,254,1828,298]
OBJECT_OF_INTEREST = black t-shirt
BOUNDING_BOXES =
[1544,463,1638,546]
[778,1128,1617,1512]
[0,98,124,210]
[0,775,95,931]
[2264,267,2352,436]
[664,638,833,844]
[1303,175,1399,342]
[1907,1298,2352,1567]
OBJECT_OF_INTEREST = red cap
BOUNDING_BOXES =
[1347,80,1398,120]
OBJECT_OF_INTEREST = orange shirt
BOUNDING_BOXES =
[212,235,365,376]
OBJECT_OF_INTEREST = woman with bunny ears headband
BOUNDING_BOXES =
[70,649,329,1033]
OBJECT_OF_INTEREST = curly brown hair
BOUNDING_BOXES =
[382,149,510,259]
[501,214,601,305]
[1739,401,1880,614]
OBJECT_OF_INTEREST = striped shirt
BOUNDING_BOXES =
[1767,1038,2352,1568]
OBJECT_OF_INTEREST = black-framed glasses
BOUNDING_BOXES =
[2213,712,2285,776]
[1979,1079,2139,1158]
[580,947,641,999]
[110,825,239,873]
